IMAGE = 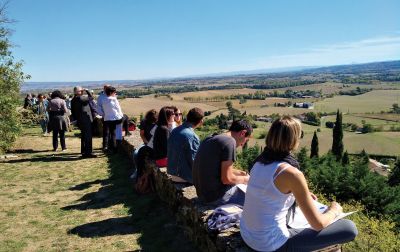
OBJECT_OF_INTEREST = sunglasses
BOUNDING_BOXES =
[175,113,182,116]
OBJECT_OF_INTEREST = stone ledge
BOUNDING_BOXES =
[121,136,247,251]
[121,135,341,252]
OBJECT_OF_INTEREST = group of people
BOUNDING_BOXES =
[26,85,132,158]
[136,112,358,251]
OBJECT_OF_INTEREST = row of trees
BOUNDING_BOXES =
[307,110,400,227]
[119,79,323,99]
[338,87,372,96]
[183,89,321,102]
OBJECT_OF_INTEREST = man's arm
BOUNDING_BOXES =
[96,96,104,117]
[221,160,249,185]
[79,90,93,103]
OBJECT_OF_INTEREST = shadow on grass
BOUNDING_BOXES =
[10,149,50,154]
[64,152,197,252]
[68,179,110,191]
[1,153,82,163]
[68,217,139,237]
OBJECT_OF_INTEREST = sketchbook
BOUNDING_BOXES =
[287,200,356,229]
[236,183,247,193]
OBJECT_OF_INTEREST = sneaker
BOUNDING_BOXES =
[62,149,67,152]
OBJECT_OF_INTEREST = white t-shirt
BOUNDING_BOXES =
[240,161,295,251]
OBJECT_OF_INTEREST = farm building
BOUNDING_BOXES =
[368,158,390,176]
[256,117,273,122]
[293,102,314,109]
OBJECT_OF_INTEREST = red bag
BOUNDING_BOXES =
[135,172,154,194]
[155,158,168,167]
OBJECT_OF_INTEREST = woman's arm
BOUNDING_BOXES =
[274,165,342,231]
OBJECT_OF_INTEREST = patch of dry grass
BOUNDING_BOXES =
[120,96,218,117]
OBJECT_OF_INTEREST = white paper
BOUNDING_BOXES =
[236,184,247,193]
[287,201,356,229]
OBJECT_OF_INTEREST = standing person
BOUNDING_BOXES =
[65,95,72,110]
[37,94,49,136]
[139,109,158,145]
[23,94,32,109]
[192,120,252,206]
[97,85,110,151]
[31,94,38,106]
[47,90,68,151]
[71,86,96,158]
[240,116,358,252]
[167,107,204,183]
[152,106,175,167]
[64,95,72,132]
[100,86,124,153]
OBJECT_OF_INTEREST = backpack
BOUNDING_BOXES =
[134,172,155,194]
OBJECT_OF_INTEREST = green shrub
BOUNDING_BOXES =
[0,6,29,153]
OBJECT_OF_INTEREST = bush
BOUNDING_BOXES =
[0,6,29,153]
[236,144,261,171]
[325,121,335,128]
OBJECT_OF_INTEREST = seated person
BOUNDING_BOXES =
[167,107,204,183]
[192,120,252,206]
[139,109,158,145]
[240,116,358,252]
[152,106,175,167]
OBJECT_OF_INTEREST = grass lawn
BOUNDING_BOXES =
[0,126,196,252]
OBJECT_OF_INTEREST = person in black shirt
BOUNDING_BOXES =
[153,106,175,167]
[71,86,96,158]
[139,109,158,145]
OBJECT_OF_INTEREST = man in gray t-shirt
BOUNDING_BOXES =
[192,120,253,206]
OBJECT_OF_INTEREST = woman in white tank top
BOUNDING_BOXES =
[240,116,357,252]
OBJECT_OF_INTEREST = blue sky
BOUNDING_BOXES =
[7,0,400,82]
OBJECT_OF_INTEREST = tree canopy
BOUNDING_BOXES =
[0,3,29,153]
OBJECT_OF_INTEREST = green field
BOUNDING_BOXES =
[121,86,400,156]
[314,90,400,114]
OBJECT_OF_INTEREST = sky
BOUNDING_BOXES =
[6,0,400,82]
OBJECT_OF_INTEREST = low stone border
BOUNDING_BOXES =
[121,136,249,251]
[121,135,341,252]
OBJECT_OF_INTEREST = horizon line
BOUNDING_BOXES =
[24,59,400,84]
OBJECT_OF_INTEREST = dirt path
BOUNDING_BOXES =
[0,127,195,252]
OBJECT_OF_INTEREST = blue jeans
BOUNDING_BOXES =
[208,185,246,207]
[39,119,48,133]
[276,219,358,252]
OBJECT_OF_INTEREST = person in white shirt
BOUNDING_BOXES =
[240,116,357,252]
[97,85,111,151]
[100,86,123,153]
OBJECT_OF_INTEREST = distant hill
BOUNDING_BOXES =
[21,60,400,92]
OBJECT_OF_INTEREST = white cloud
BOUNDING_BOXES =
[257,35,400,69]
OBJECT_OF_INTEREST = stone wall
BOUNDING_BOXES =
[121,134,341,252]
[121,135,250,252]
